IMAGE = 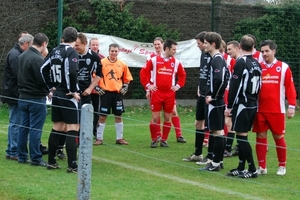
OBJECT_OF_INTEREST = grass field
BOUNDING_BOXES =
[0,104,300,200]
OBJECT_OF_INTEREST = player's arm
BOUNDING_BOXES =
[119,64,133,95]
[211,58,228,99]
[284,66,297,108]
[40,57,55,90]
[171,62,186,92]
[68,51,80,93]
[227,61,243,109]
[139,59,153,89]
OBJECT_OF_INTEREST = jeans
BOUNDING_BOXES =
[5,104,22,157]
[18,99,47,163]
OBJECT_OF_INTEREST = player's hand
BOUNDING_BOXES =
[146,91,150,99]
[224,108,232,117]
[205,96,213,104]
[47,92,53,101]
[287,107,295,119]
[94,85,105,96]
[171,85,180,92]
[120,84,129,95]
[147,85,157,92]
[82,88,92,96]
[66,92,81,102]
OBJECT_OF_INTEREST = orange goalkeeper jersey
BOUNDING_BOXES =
[99,57,133,92]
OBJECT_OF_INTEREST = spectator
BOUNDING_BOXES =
[2,33,33,161]
[41,27,80,173]
[145,37,186,146]
[94,43,133,145]
[199,32,229,171]
[225,35,262,178]
[17,33,50,166]
[253,40,297,176]
[140,39,186,148]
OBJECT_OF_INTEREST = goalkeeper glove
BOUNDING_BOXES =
[94,85,105,96]
[120,84,129,95]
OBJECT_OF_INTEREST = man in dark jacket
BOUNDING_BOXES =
[2,33,33,160]
[17,33,50,166]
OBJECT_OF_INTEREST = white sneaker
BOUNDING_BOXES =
[276,166,286,176]
[257,166,268,175]
[196,157,212,165]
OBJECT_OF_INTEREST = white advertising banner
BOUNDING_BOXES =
[85,33,200,68]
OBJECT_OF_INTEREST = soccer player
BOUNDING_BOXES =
[94,43,133,145]
[145,37,186,146]
[41,27,80,173]
[246,34,263,63]
[225,35,262,178]
[140,39,186,148]
[183,31,211,161]
[17,33,50,167]
[2,33,33,161]
[89,37,106,140]
[253,40,296,176]
[199,32,229,171]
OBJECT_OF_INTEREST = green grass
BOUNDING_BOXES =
[0,104,300,200]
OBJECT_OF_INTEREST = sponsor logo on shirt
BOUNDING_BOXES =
[72,58,78,62]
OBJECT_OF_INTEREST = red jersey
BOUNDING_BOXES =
[222,53,236,72]
[258,59,296,113]
[252,49,263,63]
[140,55,186,91]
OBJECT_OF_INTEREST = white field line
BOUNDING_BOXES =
[92,156,264,200]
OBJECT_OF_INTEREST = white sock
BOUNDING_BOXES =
[96,123,105,140]
[115,122,123,140]
[212,161,220,167]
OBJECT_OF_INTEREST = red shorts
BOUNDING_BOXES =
[252,112,285,135]
[150,90,175,113]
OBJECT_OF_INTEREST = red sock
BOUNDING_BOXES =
[275,137,286,167]
[162,122,172,141]
[204,130,210,140]
[224,125,228,137]
[256,137,268,169]
[157,117,162,138]
[150,122,159,141]
[172,116,182,138]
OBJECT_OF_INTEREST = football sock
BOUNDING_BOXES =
[212,135,224,163]
[115,122,124,140]
[207,132,214,160]
[225,132,235,152]
[48,129,63,164]
[275,137,287,167]
[238,135,256,172]
[236,135,245,170]
[66,130,78,168]
[172,116,182,138]
[256,137,268,169]
[195,129,205,156]
[96,123,105,140]
[220,136,226,162]
[57,134,66,150]
[157,117,161,138]
[150,122,159,141]
[161,121,172,141]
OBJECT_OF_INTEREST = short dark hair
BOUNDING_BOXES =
[109,43,119,50]
[227,40,239,47]
[204,32,222,49]
[61,27,78,43]
[260,39,277,50]
[240,35,254,52]
[246,34,257,48]
[33,33,49,46]
[18,31,29,39]
[163,39,177,51]
[194,31,207,43]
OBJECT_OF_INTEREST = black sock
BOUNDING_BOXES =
[220,136,226,162]
[207,132,214,160]
[48,129,63,164]
[212,135,224,163]
[66,130,79,168]
[225,132,235,152]
[195,129,205,156]
[238,135,256,172]
[57,134,66,150]
[235,135,245,170]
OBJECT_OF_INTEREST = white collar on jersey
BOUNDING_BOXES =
[263,58,278,68]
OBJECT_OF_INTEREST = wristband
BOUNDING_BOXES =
[288,105,295,109]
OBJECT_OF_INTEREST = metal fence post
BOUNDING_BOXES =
[77,104,93,200]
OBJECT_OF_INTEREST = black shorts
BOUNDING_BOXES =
[51,91,80,124]
[195,96,207,121]
[231,102,257,132]
[100,91,124,116]
[80,95,92,105]
[206,99,225,131]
